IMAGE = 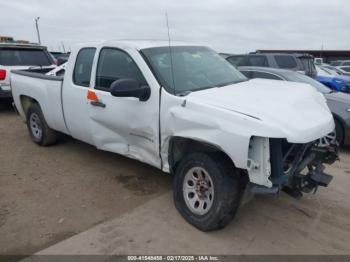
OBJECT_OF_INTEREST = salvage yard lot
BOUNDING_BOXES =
[1,102,350,255]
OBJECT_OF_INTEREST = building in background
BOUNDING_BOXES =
[0,35,31,44]
[0,35,14,42]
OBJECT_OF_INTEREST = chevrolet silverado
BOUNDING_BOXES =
[11,40,338,231]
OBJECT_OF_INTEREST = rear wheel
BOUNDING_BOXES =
[26,103,58,146]
[173,152,242,231]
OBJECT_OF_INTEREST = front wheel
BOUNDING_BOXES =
[173,152,242,231]
[26,103,58,146]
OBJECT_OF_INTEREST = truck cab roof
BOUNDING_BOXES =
[0,42,47,49]
[72,39,197,51]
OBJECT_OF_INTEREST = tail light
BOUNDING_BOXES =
[0,69,6,80]
[53,58,58,65]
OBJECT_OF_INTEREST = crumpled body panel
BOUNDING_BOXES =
[160,79,334,187]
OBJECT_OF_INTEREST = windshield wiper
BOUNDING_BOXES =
[216,79,248,88]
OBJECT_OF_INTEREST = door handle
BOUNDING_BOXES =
[90,100,106,108]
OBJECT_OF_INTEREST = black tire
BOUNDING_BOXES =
[335,119,344,146]
[173,152,242,231]
[26,103,58,146]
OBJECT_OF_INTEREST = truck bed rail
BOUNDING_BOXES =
[11,69,63,82]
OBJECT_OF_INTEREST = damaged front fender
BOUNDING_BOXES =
[160,87,337,193]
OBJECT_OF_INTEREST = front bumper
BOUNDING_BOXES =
[271,137,338,197]
[250,136,338,197]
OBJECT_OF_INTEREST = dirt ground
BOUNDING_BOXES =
[0,102,171,255]
[1,101,350,256]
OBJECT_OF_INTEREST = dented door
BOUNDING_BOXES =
[88,47,161,168]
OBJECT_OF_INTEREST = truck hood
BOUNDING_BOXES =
[187,79,334,143]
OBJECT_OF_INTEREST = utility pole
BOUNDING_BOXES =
[35,17,41,45]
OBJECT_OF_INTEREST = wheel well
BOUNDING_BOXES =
[20,95,38,120]
[168,137,236,174]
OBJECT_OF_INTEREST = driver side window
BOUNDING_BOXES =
[95,48,147,91]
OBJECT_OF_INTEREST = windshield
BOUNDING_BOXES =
[283,71,332,94]
[0,48,52,66]
[141,46,247,94]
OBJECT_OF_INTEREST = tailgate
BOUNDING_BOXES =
[0,66,28,91]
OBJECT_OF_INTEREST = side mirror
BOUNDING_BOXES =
[110,79,150,101]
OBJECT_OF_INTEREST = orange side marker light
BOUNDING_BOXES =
[87,90,99,101]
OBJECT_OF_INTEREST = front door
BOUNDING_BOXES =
[88,47,161,168]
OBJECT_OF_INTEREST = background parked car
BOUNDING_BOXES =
[224,52,317,78]
[322,64,350,76]
[330,60,350,67]
[0,42,56,100]
[337,66,350,74]
[315,65,350,93]
[238,66,350,145]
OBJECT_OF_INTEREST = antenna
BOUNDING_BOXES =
[165,12,176,94]
[61,42,66,53]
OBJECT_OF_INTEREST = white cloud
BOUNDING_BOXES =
[0,0,349,53]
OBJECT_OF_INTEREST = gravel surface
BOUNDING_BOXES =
[1,101,350,256]
[0,103,171,255]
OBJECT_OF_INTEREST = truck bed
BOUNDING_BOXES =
[11,69,69,135]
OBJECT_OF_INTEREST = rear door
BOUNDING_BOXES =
[62,47,97,145]
[88,47,161,168]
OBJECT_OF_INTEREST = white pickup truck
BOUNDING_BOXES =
[11,40,338,231]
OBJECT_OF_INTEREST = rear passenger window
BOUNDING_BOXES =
[343,62,350,66]
[226,55,246,66]
[247,56,268,67]
[95,48,147,91]
[274,55,297,69]
[252,71,282,80]
[227,55,268,67]
[73,48,96,87]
